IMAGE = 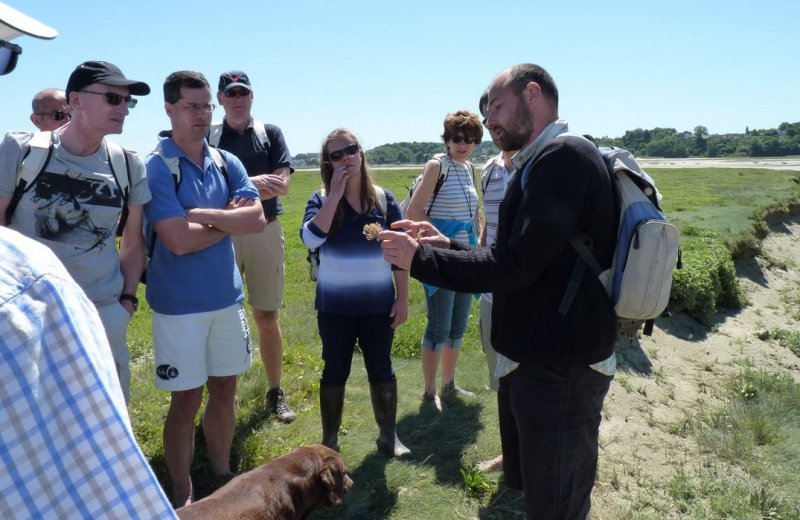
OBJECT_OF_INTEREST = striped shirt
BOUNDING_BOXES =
[480,154,514,249]
[0,227,176,519]
[301,188,403,315]
[425,154,478,245]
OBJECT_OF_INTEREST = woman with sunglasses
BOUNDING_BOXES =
[300,128,411,458]
[404,110,483,411]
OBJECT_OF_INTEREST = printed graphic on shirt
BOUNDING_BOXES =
[27,170,122,251]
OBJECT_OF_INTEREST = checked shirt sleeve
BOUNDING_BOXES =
[0,230,176,520]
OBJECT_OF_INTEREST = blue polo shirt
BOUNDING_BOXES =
[144,137,259,315]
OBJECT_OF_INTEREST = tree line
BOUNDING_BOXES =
[292,122,800,167]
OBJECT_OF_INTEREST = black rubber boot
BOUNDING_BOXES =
[319,382,345,451]
[369,378,411,458]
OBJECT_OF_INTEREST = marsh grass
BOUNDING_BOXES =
[127,165,800,518]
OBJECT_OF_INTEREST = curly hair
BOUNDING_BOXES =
[441,109,483,144]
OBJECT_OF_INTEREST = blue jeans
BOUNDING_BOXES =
[422,288,472,351]
[499,361,613,519]
[317,312,395,386]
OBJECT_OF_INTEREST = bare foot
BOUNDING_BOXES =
[476,454,503,472]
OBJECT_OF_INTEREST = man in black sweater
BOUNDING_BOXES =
[380,63,617,519]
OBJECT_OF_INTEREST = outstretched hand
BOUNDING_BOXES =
[378,219,449,270]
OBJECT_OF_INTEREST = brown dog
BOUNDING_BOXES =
[176,444,353,520]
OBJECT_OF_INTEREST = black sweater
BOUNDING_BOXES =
[410,136,617,365]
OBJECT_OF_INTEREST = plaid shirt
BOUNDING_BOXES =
[0,227,176,519]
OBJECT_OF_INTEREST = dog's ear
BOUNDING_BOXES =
[320,455,349,506]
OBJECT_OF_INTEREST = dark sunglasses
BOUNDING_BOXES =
[35,110,70,121]
[81,90,138,108]
[328,143,360,162]
[223,88,251,98]
[0,40,21,76]
[448,135,480,145]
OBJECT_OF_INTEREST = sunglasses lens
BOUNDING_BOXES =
[102,93,121,105]
[329,144,359,162]
[53,111,65,121]
[450,136,463,144]
[0,42,20,76]
[126,98,137,109]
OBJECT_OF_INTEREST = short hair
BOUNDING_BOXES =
[507,63,559,109]
[478,89,489,117]
[442,110,483,143]
[31,88,65,113]
[163,70,209,104]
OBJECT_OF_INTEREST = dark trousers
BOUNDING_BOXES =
[317,312,395,386]
[498,361,613,520]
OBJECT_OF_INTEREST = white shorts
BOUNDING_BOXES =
[152,303,252,391]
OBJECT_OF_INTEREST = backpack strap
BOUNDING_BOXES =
[374,185,387,215]
[150,141,182,189]
[208,119,270,149]
[208,122,223,147]
[6,131,55,222]
[251,119,269,148]
[426,155,447,216]
[558,234,603,315]
[106,140,131,204]
[208,146,230,186]
[108,141,134,236]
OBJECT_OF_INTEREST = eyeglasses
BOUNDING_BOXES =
[34,110,70,121]
[81,90,138,108]
[0,40,22,76]
[448,135,480,144]
[328,144,360,162]
[177,102,216,113]
[223,88,251,98]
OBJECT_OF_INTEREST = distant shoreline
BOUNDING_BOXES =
[638,157,800,170]
[295,157,800,172]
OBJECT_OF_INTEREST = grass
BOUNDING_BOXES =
[127,164,800,518]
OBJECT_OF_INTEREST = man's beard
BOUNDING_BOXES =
[495,99,533,151]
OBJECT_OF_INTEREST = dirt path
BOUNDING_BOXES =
[593,215,800,516]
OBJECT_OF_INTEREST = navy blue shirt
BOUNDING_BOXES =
[216,119,294,219]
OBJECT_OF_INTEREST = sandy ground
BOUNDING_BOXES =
[592,214,800,516]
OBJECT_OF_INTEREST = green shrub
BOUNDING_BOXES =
[670,226,745,319]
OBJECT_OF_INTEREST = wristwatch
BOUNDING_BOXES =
[119,293,139,311]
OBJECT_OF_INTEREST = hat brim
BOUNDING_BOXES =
[100,78,151,96]
[223,82,252,92]
[0,3,58,42]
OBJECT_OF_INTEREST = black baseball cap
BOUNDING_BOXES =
[66,60,150,99]
[218,70,252,92]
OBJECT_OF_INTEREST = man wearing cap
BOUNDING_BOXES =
[30,87,70,131]
[0,60,151,404]
[211,70,296,422]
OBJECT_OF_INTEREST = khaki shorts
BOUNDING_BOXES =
[152,303,252,391]
[232,218,285,311]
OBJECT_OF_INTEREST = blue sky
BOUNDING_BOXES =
[2,0,798,155]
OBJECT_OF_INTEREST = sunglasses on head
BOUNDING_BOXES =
[223,88,251,98]
[448,135,480,144]
[328,143,360,162]
[35,110,70,121]
[81,90,138,108]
